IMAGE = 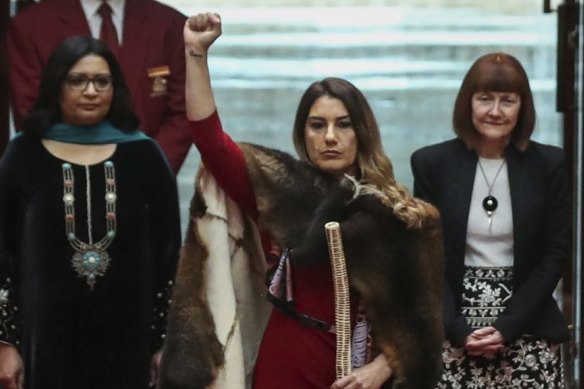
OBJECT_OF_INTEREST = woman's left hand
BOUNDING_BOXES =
[464,326,504,356]
[149,351,162,387]
[330,353,392,389]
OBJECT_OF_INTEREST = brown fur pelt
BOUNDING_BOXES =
[159,143,444,389]
[157,167,226,389]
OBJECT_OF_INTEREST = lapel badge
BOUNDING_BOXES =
[147,66,170,97]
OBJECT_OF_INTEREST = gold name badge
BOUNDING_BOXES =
[147,66,171,97]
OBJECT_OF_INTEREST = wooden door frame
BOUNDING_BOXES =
[576,2,583,385]
[556,1,581,387]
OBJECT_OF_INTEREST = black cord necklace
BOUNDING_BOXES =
[477,159,506,231]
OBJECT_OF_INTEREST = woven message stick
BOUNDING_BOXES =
[325,221,352,379]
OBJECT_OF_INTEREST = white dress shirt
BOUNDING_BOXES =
[80,0,126,44]
[465,157,514,268]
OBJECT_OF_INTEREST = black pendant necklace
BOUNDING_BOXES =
[482,195,498,214]
[477,159,506,231]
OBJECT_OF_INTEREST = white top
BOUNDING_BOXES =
[80,0,126,44]
[465,157,514,267]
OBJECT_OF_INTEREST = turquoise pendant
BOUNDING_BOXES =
[71,249,111,290]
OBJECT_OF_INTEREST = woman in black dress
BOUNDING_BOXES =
[0,36,181,389]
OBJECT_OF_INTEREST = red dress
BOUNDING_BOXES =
[190,112,353,388]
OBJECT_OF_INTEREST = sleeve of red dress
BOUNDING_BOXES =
[190,111,258,220]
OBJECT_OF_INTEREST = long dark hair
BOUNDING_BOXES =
[23,35,140,138]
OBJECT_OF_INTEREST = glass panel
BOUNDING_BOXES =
[164,1,558,231]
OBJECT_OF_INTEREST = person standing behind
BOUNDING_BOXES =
[411,52,570,388]
[8,0,191,174]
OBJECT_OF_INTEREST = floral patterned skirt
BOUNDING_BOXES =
[436,266,564,389]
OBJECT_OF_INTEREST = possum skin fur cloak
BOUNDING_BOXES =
[158,143,445,389]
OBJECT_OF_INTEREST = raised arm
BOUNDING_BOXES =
[184,12,222,120]
[183,13,258,218]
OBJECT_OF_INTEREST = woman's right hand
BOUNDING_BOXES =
[464,326,504,357]
[0,343,24,389]
[330,353,392,389]
[184,12,222,53]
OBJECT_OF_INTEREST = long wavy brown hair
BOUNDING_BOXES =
[292,77,434,228]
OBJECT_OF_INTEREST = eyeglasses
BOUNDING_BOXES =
[65,73,113,91]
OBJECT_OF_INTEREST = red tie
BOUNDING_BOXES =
[98,1,120,57]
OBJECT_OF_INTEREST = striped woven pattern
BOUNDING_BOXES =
[325,222,352,379]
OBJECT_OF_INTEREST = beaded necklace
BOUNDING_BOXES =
[62,161,117,289]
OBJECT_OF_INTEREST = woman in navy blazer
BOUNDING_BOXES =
[411,52,569,388]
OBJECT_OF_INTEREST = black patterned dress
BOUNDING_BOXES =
[437,266,564,388]
[436,158,564,389]
[0,136,181,389]
[412,139,570,389]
